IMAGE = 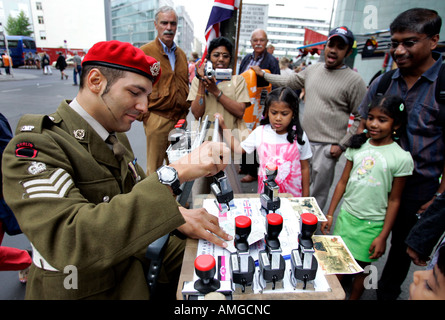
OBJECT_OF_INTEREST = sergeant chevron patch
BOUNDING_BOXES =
[22,168,74,198]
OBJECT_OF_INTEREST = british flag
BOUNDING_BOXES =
[202,0,240,61]
[243,199,252,216]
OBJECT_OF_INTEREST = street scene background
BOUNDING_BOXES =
[0,67,422,300]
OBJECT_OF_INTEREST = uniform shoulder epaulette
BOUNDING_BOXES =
[15,114,55,135]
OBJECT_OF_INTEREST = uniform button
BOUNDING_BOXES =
[103,196,110,203]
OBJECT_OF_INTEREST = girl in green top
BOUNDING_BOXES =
[321,95,414,299]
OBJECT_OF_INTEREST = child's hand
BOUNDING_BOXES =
[369,235,387,259]
[320,216,333,235]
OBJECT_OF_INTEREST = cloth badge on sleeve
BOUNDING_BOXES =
[28,162,47,175]
[15,142,38,158]
[22,168,74,198]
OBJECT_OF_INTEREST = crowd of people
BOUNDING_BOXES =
[1,6,444,301]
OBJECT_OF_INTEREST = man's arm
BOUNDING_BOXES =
[251,65,304,90]
[2,132,186,271]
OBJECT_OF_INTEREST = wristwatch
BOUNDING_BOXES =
[156,165,182,196]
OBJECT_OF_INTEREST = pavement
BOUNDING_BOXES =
[0,69,39,81]
[0,68,423,301]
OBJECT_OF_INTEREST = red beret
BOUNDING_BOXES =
[82,40,161,84]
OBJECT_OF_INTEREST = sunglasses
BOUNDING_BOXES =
[388,36,430,49]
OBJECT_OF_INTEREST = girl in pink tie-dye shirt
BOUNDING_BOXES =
[217,87,311,197]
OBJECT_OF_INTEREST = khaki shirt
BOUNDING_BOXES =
[187,75,250,132]
[2,101,185,299]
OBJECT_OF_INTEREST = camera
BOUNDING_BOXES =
[205,61,232,80]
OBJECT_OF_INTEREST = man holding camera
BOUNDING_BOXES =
[139,6,190,175]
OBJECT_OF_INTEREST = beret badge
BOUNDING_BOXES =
[150,62,161,77]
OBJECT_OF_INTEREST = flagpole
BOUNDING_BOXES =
[233,0,242,75]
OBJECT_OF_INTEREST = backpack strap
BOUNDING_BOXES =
[375,69,396,97]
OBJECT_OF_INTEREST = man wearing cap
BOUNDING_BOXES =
[2,40,231,300]
[251,26,367,211]
[139,6,190,175]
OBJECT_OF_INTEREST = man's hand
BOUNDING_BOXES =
[171,141,231,183]
[177,207,232,248]
[407,247,428,266]
[330,144,343,159]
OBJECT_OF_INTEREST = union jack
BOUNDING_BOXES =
[243,199,252,216]
[202,0,240,62]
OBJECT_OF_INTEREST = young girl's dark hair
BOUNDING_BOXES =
[260,87,305,145]
[349,94,407,148]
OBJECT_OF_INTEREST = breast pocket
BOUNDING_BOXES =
[77,178,120,204]
[409,103,441,137]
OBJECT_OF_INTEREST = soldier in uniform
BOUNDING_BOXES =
[2,40,231,300]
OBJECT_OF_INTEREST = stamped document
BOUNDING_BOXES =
[288,197,327,222]
[313,235,364,274]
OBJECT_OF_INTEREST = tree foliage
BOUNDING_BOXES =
[5,11,33,36]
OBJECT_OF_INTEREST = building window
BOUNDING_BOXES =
[39,30,46,40]
[38,16,44,24]
[36,2,43,10]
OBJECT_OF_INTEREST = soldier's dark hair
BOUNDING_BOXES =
[79,65,125,94]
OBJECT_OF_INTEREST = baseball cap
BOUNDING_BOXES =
[82,40,161,84]
[328,26,355,47]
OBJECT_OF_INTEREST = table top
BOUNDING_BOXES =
[176,194,346,300]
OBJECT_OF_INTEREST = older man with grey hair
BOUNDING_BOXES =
[139,6,191,175]
[237,28,280,183]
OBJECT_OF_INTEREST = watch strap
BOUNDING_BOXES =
[170,178,182,196]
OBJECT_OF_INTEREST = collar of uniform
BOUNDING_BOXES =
[69,98,109,142]
[158,37,177,54]
[58,101,120,168]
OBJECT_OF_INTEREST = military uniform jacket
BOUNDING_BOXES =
[2,101,185,299]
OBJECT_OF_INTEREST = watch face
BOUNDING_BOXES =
[160,166,176,183]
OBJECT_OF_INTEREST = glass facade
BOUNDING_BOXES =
[108,0,194,54]
[110,0,158,47]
